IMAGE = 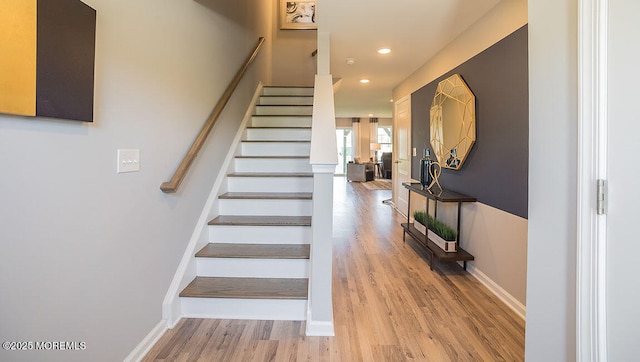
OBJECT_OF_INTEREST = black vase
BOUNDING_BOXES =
[419,149,432,187]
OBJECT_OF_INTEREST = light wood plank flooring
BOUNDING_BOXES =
[143,177,525,361]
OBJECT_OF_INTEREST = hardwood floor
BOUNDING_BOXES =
[143,177,525,361]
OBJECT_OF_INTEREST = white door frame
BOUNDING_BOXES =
[392,95,411,216]
[335,127,353,175]
[577,0,608,360]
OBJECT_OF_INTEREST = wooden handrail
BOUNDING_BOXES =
[160,37,265,193]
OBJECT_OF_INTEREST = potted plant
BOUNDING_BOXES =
[427,215,458,252]
[412,210,427,235]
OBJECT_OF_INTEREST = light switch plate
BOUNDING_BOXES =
[117,149,140,173]
[412,148,417,157]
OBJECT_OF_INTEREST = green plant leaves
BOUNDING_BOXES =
[413,210,457,241]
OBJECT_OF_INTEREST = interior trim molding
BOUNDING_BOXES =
[124,320,167,362]
[305,305,336,337]
[467,264,526,320]
[577,0,608,360]
[392,94,412,216]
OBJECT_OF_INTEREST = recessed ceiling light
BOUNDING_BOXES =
[377,48,391,55]
[346,58,355,65]
[368,114,374,117]
[360,79,370,84]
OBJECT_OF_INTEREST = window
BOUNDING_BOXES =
[377,126,392,153]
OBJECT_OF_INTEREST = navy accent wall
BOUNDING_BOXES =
[411,25,529,219]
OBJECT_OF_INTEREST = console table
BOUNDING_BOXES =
[401,182,476,270]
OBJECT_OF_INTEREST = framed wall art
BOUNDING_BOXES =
[280,0,317,30]
[0,0,96,122]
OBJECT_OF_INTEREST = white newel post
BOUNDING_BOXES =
[307,164,335,336]
[306,32,337,336]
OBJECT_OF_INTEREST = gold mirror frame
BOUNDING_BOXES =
[430,74,476,170]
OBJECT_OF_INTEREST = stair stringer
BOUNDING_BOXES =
[161,83,264,329]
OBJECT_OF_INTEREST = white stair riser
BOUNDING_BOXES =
[254,105,312,116]
[245,128,311,141]
[196,258,309,278]
[209,225,311,244]
[250,116,312,127]
[258,96,313,106]
[241,142,310,156]
[177,87,317,323]
[234,158,311,173]
[227,176,313,192]
[262,87,314,96]
[181,298,307,320]
[219,199,312,216]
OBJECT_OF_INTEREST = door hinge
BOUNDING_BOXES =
[596,179,607,215]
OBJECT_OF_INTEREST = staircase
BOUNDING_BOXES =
[179,86,315,320]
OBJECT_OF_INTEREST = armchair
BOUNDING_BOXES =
[346,162,375,182]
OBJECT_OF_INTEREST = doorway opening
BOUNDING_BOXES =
[335,128,353,175]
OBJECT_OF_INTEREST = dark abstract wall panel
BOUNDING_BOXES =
[0,0,96,122]
[36,0,96,122]
[411,25,529,219]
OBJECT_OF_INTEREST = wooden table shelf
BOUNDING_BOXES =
[401,223,474,270]
[402,183,476,270]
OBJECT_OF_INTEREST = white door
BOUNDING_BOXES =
[605,1,640,359]
[393,95,411,216]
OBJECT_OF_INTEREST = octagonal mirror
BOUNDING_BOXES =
[430,74,476,170]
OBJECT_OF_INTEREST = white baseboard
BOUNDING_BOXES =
[305,311,335,336]
[467,264,526,320]
[167,316,182,329]
[305,320,335,336]
[305,306,335,336]
[124,320,167,362]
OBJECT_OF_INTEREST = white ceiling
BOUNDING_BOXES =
[319,0,503,118]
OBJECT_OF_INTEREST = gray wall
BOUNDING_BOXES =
[0,0,271,361]
[271,0,317,86]
[411,25,528,219]
[526,0,577,360]
[601,0,640,360]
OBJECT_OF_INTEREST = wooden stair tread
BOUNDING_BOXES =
[260,95,313,98]
[255,104,312,106]
[196,243,310,259]
[246,126,311,129]
[208,215,311,226]
[227,172,313,177]
[241,140,310,143]
[263,85,313,88]
[180,277,308,299]
[219,192,312,200]
[251,115,311,117]
[253,113,312,117]
[234,156,309,159]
